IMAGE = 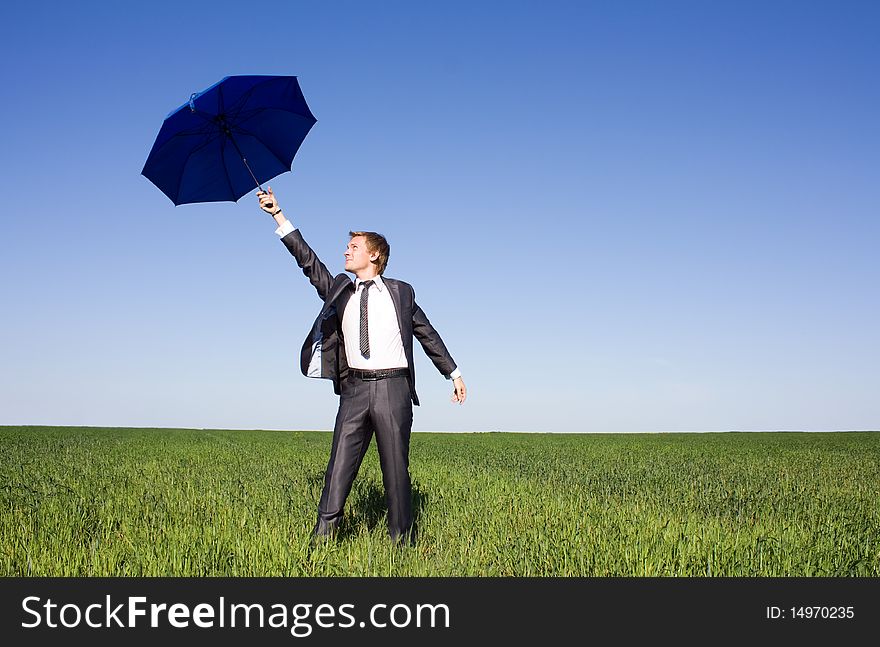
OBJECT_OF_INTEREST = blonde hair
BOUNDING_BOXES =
[349,231,390,275]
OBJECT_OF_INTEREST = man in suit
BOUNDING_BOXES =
[258,188,466,544]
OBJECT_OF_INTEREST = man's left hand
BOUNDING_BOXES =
[451,377,467,405]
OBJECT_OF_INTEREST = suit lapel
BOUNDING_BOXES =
[385,278,407,338]
[324,274,354,313]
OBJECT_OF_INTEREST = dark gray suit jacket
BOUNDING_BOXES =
[281,229,457,406]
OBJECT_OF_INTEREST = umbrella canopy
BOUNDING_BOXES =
[142,75,316,205]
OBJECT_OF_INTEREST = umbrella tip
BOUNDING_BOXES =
[189,93,198,112]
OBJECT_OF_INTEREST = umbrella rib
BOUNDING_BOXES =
[220,135,236,198]
[217,82,254,195]
[225,77,314,135]
[146,120,215,160]
[231,125,287,169]
[236,105,317,127]
[232,109,317,169]
[172,132,221,203]
[188,109,217,125]
[226,76,280,122]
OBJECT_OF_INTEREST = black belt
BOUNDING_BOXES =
[348,367,409,381]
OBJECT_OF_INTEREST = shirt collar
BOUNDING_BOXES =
[355,275,384,292]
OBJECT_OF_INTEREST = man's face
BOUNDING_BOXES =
[344,235,377,275]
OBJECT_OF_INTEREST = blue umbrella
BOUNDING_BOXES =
[142,75,316,206]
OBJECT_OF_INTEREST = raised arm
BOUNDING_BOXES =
[258,187,335,301]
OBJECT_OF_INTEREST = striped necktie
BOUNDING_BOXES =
[359,280,374,359]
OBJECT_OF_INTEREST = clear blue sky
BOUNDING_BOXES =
[1,1,877,432]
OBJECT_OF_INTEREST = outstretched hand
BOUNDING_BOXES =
[451,377,467,405]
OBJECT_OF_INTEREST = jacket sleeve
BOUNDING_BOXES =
[280,229,334,302]
[412,300,458,377]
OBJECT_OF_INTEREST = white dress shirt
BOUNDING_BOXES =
[276,219,461,380]
[343,275,408,370]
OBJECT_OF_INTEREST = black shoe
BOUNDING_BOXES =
[310,519,339,548]
[390,526,417,547]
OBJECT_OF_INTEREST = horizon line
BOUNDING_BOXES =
[1,424,877,435]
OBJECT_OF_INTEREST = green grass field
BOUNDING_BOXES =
[2,426,878,576]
